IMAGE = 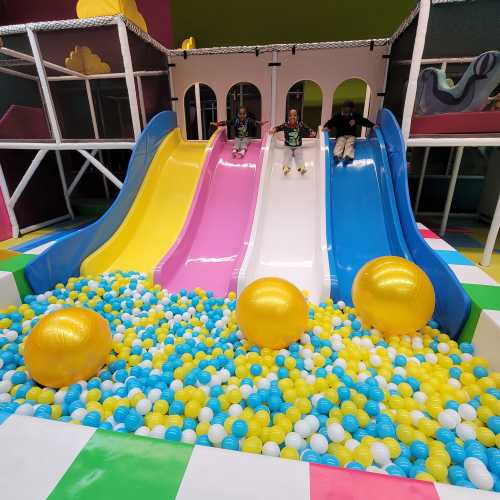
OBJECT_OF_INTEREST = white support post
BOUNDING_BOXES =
[401,0,431,144]
[98,151,110,200]
[0,161,19,238]
[136,75,147,127]
[20,214,70,235]
[166,54,176,112]
[271,51,278,126]
[9,150,48,208]
[480,195,500,267]
[0,47,85,79]
[0,66,38,81]
[77,150,123,189]
[67,150,98,196]
[26,28,61,142]
[117,17,142,140]
[55,151,74,219]
[194,82,203,140]
[361,85,372,138]
[445,147,455,176]
[414,146,430,212]
[85,80,100,139]
[440,146,464,237]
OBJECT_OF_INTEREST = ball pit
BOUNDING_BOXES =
[0,271,499,492]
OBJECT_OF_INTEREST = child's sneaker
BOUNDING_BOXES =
[282,165,291,176]
[333,155,341,162]
[297,166,307,175]
[343,156,354,163]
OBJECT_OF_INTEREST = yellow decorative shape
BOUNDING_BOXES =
[76,0,148,33]
[65,46,111,75]
[181,37,197,50]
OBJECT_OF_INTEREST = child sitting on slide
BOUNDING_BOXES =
[271,109,316,176]
[212,107,267,158]
[323,100,377,163]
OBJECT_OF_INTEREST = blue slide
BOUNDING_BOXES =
[325,108,470,339]
[25,111,177,294]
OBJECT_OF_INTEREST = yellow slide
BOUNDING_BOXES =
[81,129,212,276]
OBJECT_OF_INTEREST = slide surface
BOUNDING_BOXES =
[325,130,411,304]
[238,134,330,303]
[325,109,470,338]
[25,111,177,293]
[155,129,264,296]
[81,130,213,276]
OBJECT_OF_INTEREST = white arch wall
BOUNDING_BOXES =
[277,46,387,128]
[172,52,273,138]
[171,45,388,138]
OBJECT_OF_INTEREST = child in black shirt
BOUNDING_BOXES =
[323,100,377,163]
[271,109,316,175]
[212,107,268,158]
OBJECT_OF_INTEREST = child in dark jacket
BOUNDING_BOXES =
[212,107,267,158]
[271,109,316,175]
[323,100,377,163]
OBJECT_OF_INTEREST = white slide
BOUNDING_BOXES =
[237,132,331,303]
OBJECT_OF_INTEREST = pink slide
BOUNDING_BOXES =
[154,127,265,296]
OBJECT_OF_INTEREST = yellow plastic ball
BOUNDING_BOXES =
[24,307,112,388]
[352,257,435,335]
[236,277,308,349]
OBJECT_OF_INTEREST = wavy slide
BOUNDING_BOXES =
[25,111,177,293]
[155,129,264,296]
[238,134,330,303]
[325,108,470,338]
[81,130,214,276]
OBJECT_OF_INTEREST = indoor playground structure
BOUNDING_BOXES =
[1,0,500,499]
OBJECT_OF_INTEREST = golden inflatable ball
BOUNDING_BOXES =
[352,256,435,336]
[24,307,112,388]
[236,277,308,349]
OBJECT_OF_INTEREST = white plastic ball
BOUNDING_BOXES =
[262,441,281,457]
[458,403,477,421]
[327,423,345,443]
[467,463,494,490]
[294,420,312,438]
[371,442,391,466]
[208,424,226,445]
[438,409,460,429]
[150,425,166,439]
[285,432,306,450]
[198,407,214,422]
[135,426,150,437]
[71,408,87,421]
[0,380,13,393]
[456,423,476,441]
[345,439,360,451]
[228,404,243,417]
[181,429,196,444]
[135,399,152,415]
[309,433,328,454]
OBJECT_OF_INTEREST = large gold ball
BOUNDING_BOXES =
[352,256,435,336]
[236,277,308,349]
[24,307,112,388]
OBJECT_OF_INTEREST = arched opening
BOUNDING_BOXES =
[285,80,322,129]
[226,82,262,138]
[331,78,371,137]
[184,83,217,140]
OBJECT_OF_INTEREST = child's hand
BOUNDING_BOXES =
[349,119,356,127]
[373,124,379,128]
[310,130,317,138]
